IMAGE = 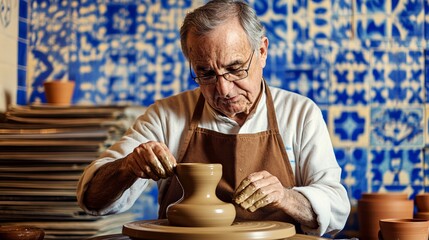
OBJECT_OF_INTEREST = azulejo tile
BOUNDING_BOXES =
[355,0,387,14]
[391,0,423,16]
[356,14,388,40]
[391,16,424,39]
[370,147,423,197]
[330,46,371,105]
[329,106,370,147]
[370,48,424,105]
[290,0,308,42]
[331,0,353,16]
[253,0,288,44]
[331,15,353,41]
[335,147,369,204]
[370,106,424,147]
[308,0,331,39]
[105,3,137,35]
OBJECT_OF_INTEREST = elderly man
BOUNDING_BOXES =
[77,0,350,236]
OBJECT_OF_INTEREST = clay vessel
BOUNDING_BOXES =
[415,193,429,212]
[379,218,429,240]
[358,193,413,240]
[415,211,429,220]
[44,81,75,105]
[361,192,408,201]
[0,225,45,240]
[166,163,236,227]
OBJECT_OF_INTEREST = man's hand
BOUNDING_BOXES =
[233,170,285,212]
[123,141,177,180]
[233,170,318,229]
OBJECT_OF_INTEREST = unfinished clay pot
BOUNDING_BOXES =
[166,163,236,227]
[379,218,429,240]
[358,194,413,240]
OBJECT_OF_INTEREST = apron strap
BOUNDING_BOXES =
[264,80,295,185]
[264,80,279,131]
[177,93,205,163]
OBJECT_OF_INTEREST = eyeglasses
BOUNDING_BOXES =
[189,51,255,85]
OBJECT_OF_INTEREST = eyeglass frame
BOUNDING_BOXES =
[189,50,255,85]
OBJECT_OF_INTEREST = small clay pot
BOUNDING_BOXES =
[379,218,429,240]
[166,163,236,227]
[43,81,75,105]
[0,225,45,240]
[415,193,429,212]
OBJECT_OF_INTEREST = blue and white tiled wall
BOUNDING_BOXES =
[23,0,429,237]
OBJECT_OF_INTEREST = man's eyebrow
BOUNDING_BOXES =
[225,59,244,67]
[194,58,245,71]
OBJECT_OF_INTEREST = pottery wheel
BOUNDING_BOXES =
[122,219,296,240]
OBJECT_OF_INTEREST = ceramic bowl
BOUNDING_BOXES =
[379,218,429,240]
[415,193,429,212]
[0,225,45,240]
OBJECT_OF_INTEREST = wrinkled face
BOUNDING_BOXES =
[187,18,268,122]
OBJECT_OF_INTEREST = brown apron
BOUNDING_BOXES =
[158,83,297,227]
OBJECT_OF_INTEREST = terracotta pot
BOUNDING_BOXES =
[415,193,429,212]
[166,163,236,227]
[361,192,408,201]
[0,225,45,240]
[44,81,75,105]
[379,218,429,240]
[415,211,429,220]
[358,198,413,240]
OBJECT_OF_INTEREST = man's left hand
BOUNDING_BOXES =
[233,170,286,212]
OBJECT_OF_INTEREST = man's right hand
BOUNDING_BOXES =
[122,141,177,180]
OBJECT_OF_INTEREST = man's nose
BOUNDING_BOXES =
[215,75,233,97]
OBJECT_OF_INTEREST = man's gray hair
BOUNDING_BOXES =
[180,0,266,59]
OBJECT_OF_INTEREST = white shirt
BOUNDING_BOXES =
[77,86,350,236]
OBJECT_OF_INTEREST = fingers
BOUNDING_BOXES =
[159,143,177,175]
[233,171,285,212]
[124,141,177,181]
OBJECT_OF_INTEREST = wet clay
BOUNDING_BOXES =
[122,163,296,240]
[122,219,296,240]
[166,163,236,227]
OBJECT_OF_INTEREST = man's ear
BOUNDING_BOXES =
[259,37,269,68]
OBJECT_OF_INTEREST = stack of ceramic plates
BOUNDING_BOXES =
[0,104,143,239]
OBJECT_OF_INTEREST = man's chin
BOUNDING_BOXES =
[219,106,247,117]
